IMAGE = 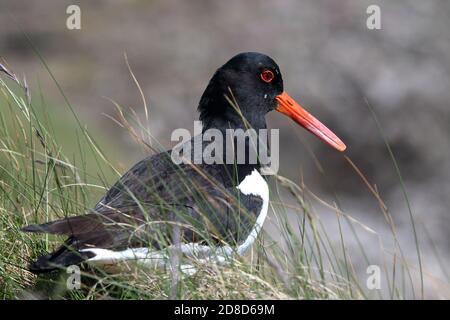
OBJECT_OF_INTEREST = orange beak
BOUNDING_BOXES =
[276,91,346,152]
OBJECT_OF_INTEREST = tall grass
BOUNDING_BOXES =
[0,58,442,300]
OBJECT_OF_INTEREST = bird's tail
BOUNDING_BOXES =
[22,211,134,273]
[22,218,97,273]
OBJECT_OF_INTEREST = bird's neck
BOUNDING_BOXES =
[191,126,268,184]
[199,92,268,133]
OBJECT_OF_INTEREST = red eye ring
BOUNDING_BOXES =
[260,69,275,83]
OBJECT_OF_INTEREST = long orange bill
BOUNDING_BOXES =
[276,91,346,152]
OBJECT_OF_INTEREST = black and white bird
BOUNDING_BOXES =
[22,52,346,273]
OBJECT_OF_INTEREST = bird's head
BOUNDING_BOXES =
[198,52,346,152]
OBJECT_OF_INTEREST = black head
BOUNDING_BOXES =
[198,52,347,152]
[198,52,283,131]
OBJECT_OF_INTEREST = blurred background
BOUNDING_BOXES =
[1,0,450,297]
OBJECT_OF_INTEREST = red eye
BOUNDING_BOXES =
[260,70,275,83]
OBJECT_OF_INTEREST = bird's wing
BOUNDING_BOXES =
[24,151,262,250]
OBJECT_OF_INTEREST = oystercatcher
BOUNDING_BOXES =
[22,52,346,273]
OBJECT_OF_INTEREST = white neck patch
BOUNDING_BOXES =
[236,169,269,255]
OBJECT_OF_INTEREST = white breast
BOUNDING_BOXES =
[235,169,269,255]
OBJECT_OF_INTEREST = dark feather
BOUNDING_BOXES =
[22,143,263,273]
